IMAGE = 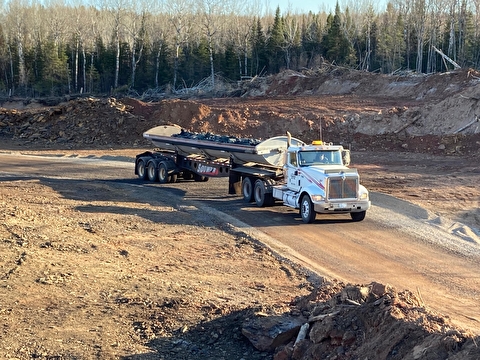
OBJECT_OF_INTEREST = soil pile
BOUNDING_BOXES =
[0,68,480,156]
[243,280,480,359]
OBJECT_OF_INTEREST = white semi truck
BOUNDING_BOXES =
[135,125,371,223]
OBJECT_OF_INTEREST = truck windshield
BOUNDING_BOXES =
[298,150,342,166]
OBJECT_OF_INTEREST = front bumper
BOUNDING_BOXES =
[314,200,371,214]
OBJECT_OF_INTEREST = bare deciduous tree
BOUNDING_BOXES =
[166,0,194,90]
[6,0,29,93]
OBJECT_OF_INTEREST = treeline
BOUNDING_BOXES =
[0,0,479,97]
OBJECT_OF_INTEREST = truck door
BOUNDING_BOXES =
[286,152,301,192]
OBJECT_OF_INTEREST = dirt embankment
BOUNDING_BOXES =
[1,68,480,156]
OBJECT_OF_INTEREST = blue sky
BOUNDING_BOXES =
[267,0,339,14]
[265,0,387,14]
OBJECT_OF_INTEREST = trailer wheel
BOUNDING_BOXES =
[242,177,254,202]
[300,194,316,223]
[183,171,193,181]
[169,173,178,183]
[194,174,209,182]
[147,161,158,182]
[350,211,366,222]
[158,163,169,183]
[136,159,148,180]
[254,180,274,207]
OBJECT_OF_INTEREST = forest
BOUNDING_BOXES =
[0,0,479,97]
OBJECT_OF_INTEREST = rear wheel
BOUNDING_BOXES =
[194,174,209,182]
[242,177,254,202]
[350,211,366,222]
[136,159,148,180]
[183,171,193,181]
[158,163,169,183]
[147,162,158,182]
[254,179,274,207]
[300,194,316,223]
[169,173,178,183]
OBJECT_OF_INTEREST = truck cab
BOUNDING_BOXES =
[274,141,371,223]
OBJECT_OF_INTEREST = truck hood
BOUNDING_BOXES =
[304,165,355,176]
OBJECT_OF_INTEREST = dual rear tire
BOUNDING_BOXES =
[253,179,274,207]
[242,177,274,207]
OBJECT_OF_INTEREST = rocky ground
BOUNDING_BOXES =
[0,67,479,359]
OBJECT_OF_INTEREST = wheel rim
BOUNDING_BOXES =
[148,164,156,179]
[302,199,310,219]
[254,186,261,202]
[254,181,265,204]
[138,161,145,177]
[242,178,252,200]
[159,167,167,180]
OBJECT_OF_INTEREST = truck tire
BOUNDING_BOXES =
[147,161,158,182]
[158,163,169,183]
[350,211,366,222]
[194,174,209,182]
[136,159,148,180]
[254,179,274,207]
[183,171,193,181]
[242,177,254,202]
[169,173,178,183]
[300,194,316,223]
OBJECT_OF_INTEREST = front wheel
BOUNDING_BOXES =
[350,211,366,222]
[300,194,316,223]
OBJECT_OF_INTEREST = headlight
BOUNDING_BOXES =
[359,192,368,200]
[311,195,324,202]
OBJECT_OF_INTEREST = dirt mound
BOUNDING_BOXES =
[2,69,479,157]
[243,67,480,102]
[243,280,480,359]
[0,97,151,148]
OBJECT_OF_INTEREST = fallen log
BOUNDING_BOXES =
[307,311,340,323]
[454,115,479,134]
[294,323,310,347]
[394,115,422,134]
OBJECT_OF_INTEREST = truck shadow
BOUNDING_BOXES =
[0,175,361,227]
[198,198,361,227]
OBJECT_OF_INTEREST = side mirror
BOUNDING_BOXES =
[342,150,351,166]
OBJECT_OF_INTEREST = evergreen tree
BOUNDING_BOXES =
[458,8,476,67]
[301,14,324,69]
[250,18,268,76]
[95,36,115,93]
[266,7,285,73]
[222,41,238,80]
[35,40,69,96]
[377,3,405,73]
[322,3,356,66]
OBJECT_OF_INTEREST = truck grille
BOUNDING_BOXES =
[328,177,358,200]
